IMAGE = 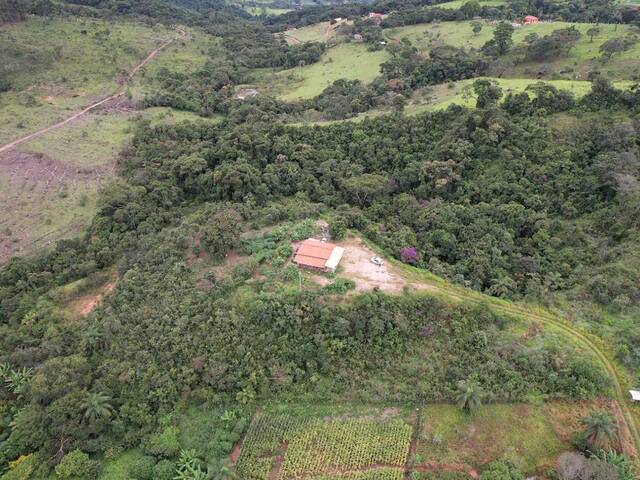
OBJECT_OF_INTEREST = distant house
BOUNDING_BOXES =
[235,88,258,100]
[367,12,384,23]
[523,15,539,25]
[630,390,640,402]
[353,33,363,41]
[293,239,345,273]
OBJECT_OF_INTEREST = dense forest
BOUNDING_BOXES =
[1,0,640,478]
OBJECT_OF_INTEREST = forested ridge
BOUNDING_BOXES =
[1,0,640,478]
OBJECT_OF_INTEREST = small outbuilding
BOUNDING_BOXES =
[524,15,539,25]
[630,390,640,402]
[294,239,345,273]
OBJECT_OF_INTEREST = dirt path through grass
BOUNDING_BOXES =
[0,28,187,154]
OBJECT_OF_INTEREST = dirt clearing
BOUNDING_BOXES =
[331,237,438,294]
[69,279,117,318]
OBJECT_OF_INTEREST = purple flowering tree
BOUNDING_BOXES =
[399,246,420,264]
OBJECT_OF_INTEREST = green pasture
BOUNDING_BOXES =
[0,17,175,144]
[386,20,640,80]
[434,0,506,9]
[276,42,389,100]
[0,107,210,262]
[284,21,332,44]
[405,77,635,113]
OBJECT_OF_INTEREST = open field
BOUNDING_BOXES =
[269,19,640,105]
[0,17,176,144]
[0,106,210,263]
[276,43,389,100]
[0,18,215,263]
[387,20,640,80]
[433,0,506,9]
[245,5,292,15]
[404,77,636,113]
[284,21,335,44]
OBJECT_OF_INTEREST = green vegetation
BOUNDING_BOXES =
[236,410,411,478]
[434,0,506,9]
[2,0,640,478]
[277,43,389,100]
[0,17,174,143]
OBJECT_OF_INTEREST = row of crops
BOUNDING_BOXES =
[311,469,405,480]
[235,413,413,479]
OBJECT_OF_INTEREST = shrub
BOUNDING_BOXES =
[128,455,156,479]
[324,277,356,294]
[54,450,101,480]
[480,460,524,480]
[152,460,176,480]
[142,426,181,458]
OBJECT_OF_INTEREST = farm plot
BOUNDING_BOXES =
[235,412,412,479]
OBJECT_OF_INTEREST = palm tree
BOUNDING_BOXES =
[81,391,115,423]
[6,367,33,398]
[456,380,482,413]
[581,411,619,450]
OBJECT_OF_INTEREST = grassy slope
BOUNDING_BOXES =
[0,17,174,144]
[434,0,506,9]
[0,20,215,263]
[276,43,389,100]
[404,77,635,113]
[387,20,640,80]
[284,21,328,44]
[266,19,640,108]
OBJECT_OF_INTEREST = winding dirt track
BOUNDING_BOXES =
[402,263,640,466]
[0,28,186,154]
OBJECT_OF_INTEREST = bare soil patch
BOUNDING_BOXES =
[229,439,243,466]
[324,237,438,294]
[69,278,117,318]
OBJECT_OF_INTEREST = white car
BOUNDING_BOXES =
[370,256,384,266]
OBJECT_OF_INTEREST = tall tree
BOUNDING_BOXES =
[494,22,515,55]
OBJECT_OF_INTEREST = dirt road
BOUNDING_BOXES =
[0,28,186,154]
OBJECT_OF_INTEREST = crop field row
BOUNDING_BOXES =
[235,412,412,479]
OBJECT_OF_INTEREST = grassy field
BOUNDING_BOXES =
[0,106,212,263]
[0,17,217,263]
[275,43,389,100]
[404,77,636,113]
[272,19,640,105]
[0,17,175,144]
[434,0,506,9]
[386,20,640,80]
[284,21,333,44]
[245,5,292,15]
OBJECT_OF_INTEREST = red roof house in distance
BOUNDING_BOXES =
[294,239,345,273]
[524,15,539,25]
